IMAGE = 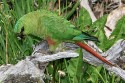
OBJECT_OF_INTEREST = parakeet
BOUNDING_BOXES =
[14,10,113,66]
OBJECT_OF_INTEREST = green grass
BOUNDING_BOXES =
[0,0,125,83]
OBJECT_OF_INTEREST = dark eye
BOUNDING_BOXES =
[21,26,24,33]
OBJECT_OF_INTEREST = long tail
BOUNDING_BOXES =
[75,42,114,66]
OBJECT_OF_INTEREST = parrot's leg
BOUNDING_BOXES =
[46,37,60,52]
[75,42,115,66]
[46,38,69,52]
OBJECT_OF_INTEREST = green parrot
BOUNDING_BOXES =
[14,10,113,66]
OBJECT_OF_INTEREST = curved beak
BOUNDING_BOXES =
[16,30,25,40]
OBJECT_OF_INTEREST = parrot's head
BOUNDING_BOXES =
[14,18,26,39]
[14,14,35,39]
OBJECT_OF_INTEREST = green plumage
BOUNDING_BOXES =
[14,10,97,49]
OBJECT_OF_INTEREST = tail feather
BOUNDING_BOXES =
[75,42,114,66]
[73,32,99,42]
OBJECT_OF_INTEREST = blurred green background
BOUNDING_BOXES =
[0,0,125,83]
